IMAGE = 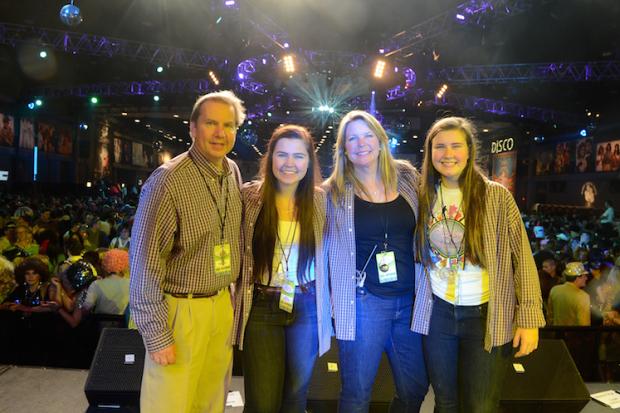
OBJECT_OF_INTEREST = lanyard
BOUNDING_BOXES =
[276,221,298,274]
[195,163,230,242]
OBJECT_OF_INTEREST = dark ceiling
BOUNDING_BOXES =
[0,0,619,160]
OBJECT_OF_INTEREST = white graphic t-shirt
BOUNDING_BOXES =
[428,186,489,305]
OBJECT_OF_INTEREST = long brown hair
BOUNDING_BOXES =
[252,124,320,285]
[416,116,487,267]
[324,110,403,205]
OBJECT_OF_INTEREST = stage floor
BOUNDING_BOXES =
[0,364,615,413]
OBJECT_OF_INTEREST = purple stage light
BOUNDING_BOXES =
[456,13,465,20]
[283,42,289,48]
[224,0,235,6]
[379,48,385,54]
[238,73,244,80]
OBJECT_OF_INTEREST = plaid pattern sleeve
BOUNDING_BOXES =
[416,180,545,351]
[129,147,243,353]
[325,161,431,340]
[129,166,178,352]
[233,183,333,355]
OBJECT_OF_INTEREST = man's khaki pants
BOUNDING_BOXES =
[141,289,233,413]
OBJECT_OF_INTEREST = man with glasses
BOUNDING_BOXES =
[130,91,246,412]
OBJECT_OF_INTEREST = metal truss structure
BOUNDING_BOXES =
[33,78,212,98]
[434,92,584,125]
[429,61,620,84]
[0,22,226,70]
[382,0,533,58]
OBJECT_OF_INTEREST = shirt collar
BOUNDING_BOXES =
[189,144,231,179]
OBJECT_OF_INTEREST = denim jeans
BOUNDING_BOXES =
[337,288,429,413]
[422,296,512,413]
[242,285,319,413]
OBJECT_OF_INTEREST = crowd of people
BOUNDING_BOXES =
[0,191,134,327]
[1,89,619,413]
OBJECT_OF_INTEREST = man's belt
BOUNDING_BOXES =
[167,290,220,299]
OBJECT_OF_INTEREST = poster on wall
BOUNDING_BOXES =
[38,122,56,153]
[595,140,620,172]
[132,142,147,166]
[491,151,517,194]
[113,136,122,164]
[19,119,35,149]
[553,142,573,174]
[575,137,594,173]
[57,127,73,156]
[122,140,132,164]
[0,114,15,147]
[96,123,110,177]
[535,148,554,176]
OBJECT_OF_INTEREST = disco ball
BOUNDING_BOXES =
[65,260,97,292]
[59,3,83,26]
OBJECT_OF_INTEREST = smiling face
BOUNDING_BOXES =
[431,129,470,188]
[24,269,41,286]
[190,100,237,166]
[271,137,309,192]
[344,119,381,170]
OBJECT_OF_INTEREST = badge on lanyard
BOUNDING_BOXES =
[213,242,231,276]
[376,250,398,283]
[279,278,295,313]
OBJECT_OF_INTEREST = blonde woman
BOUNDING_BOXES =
[324,110,429,412]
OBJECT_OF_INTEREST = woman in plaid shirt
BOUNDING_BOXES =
[416,116,545,412]
[324,111,429,412]
[233,125,332,413]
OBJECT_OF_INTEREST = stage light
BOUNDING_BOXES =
[121,112,128,116]
[35,99,43,106]
[456,13,465,21]
[208,71,220,86]
[283,55,295,73]
[153,95,160,102]
[183,120,189,124]
[238,73,245,80]
[156,66,164,73]
[39,51,47,59]
[373,60,386,78]
[216,17,223,24]
[173,114,179,118]
[283,43,290,48]
[86,181,92,188]
[267,112,272,117]
[224,0,235,6]
[79,123,88,130]
[90,96,98,104]
[579,129,587,137]
[134,119,141,123]
[27,102,35,110]
[379,48,385,54]
[436,84,448,98]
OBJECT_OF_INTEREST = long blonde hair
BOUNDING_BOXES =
[325,110,403,204]
[416,116,487,267]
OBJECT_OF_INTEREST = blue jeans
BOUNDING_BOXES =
[337,288,428,413]
[242,285,319,413]
[422,296,512,413]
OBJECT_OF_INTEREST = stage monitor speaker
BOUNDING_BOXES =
[500,339,590,413]
[306,337,394,413]
[84,328,145,409]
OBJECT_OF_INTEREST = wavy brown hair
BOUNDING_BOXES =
[416,116,487,267]
[252,124,320,285]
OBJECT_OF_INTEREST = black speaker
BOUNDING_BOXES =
[84,328,145,409]
[500,339,590,413]
[306,337,394,413]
